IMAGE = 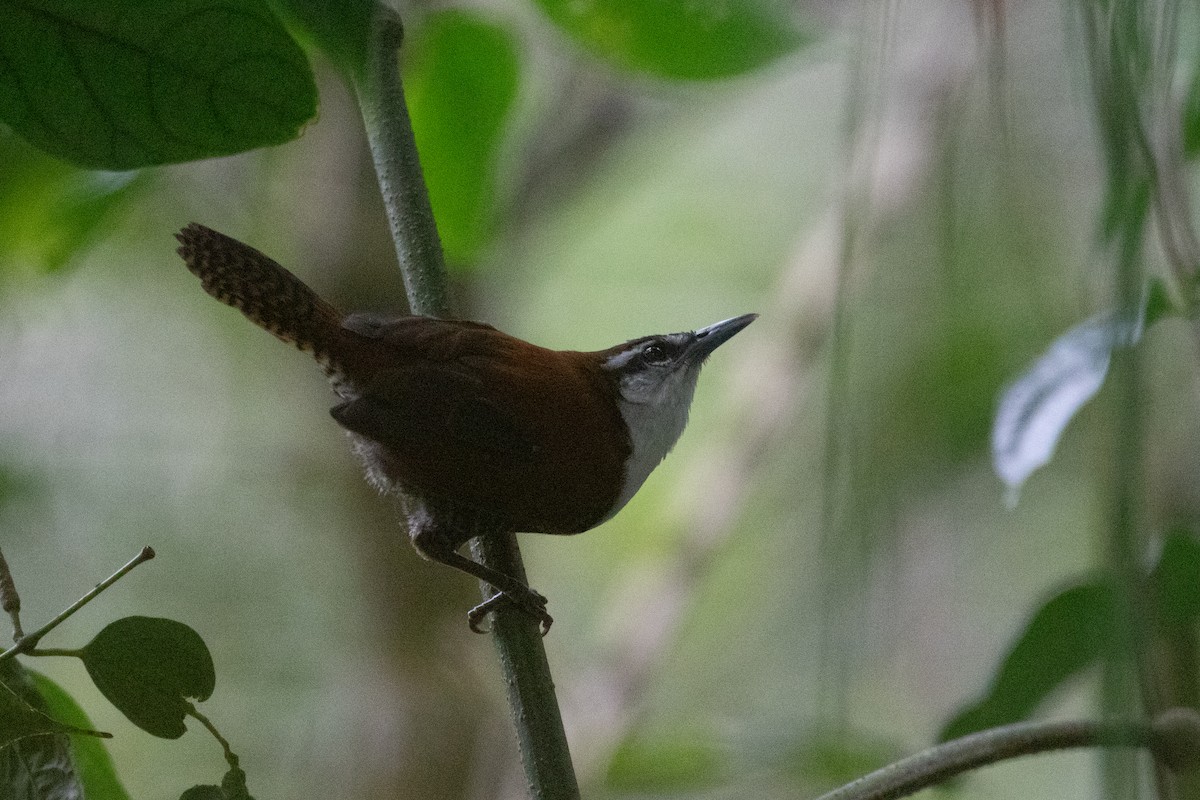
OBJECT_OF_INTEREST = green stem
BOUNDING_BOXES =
[354,7,449,317]
[188,703,239,768]
[24,647,84,658]
[352,8,579,798]
[472,532,580,800]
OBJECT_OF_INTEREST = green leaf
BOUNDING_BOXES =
[0,133,142,275]
[0,0,317,169]
[220,765,254,800]
[1142,276,1176,327]
[81,616,215,739]
[178,766,254,800]
[0,730,79,800]
[940,581,1119,742]
[605,730,725,792]
[0,662,84,800]
[405,11,518,265]
[1184,64,1200,158]
[27,671,131,800]
[0,675,72,747]
[533,0,806,79]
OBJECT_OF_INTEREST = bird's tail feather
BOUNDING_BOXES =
[176,223,345,372]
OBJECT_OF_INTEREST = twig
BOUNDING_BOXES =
[0,546,23,640]
[188,703,239,768]
[0,546,155,661]
[351,8,579,798]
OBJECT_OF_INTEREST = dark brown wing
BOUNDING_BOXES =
[332,361,538,473]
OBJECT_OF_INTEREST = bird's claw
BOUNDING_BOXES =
[468,590,552,635]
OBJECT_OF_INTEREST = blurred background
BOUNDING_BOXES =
[3,0,1198,798]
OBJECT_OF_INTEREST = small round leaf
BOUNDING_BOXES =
[81,616,215,739]
[178,766,254,800]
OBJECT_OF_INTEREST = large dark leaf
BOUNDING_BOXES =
[0,731,79,800]
[0,0,316,168]
[0,674,71,748]
[1152,529,1200,628]
[267,0,375,80]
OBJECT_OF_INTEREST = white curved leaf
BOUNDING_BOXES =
[992,310,1143,504]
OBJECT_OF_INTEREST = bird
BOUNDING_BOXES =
[176,223,755,633]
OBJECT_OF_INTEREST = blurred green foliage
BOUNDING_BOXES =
[0,135,141,275]
[533,0,807,79]
[405,12,519,266]
[605,730,725,793]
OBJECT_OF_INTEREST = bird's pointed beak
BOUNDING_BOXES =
[688,313,757,362]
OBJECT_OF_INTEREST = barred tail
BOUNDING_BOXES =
[176,224,345,369]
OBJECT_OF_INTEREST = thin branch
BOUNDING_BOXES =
[350,8,579,798]
[816,711,1200,800]
[0,546,155,662]
[0,547,23,641]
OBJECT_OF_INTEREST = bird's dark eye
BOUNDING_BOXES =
[641,342,670,365]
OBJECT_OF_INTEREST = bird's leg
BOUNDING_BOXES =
[409,513,552,635]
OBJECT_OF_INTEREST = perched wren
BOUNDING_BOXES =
[176,224,755,633]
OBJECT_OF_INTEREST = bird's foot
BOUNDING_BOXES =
[468,588,552,636]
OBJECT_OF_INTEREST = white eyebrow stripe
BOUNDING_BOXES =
[603,348,640,371]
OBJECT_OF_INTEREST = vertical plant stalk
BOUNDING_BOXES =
[351,9,580,799]
[1078,3,1195,799]
[354,10,448,317]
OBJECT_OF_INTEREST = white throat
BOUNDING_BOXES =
[601,380,698,522]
